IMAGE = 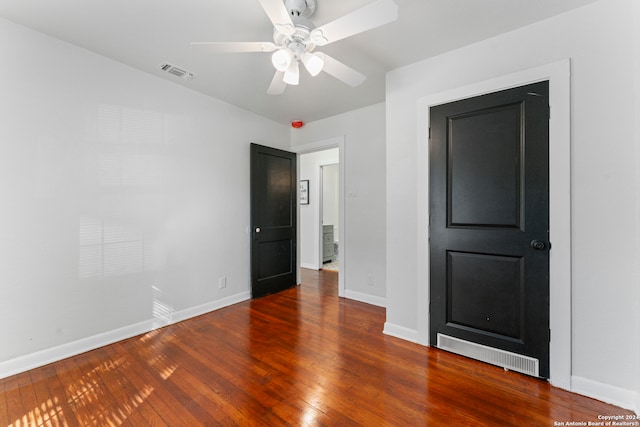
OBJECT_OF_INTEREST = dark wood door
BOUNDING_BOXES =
[250,143,297,298]
[429,81,550,378]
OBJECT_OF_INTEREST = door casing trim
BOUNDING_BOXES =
[416,59,571,390]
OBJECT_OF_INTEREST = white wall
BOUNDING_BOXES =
[299,148,339,269]
[385,0,640,411]
[0,17,289,376]
[291,103,386,307]
[633,0,640,413]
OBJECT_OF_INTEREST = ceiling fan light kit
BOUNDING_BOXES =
[271,48,294,71]
[191,0,398,94]
[301,51,324,76]
[283,59,300,85]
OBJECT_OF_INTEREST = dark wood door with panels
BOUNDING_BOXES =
[250,143,297,299]
[429,81,550,378]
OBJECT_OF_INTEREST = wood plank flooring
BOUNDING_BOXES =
[0,269,635,426]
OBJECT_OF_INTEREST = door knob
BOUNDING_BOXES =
[530,240,546,250]
[255,227,261,233]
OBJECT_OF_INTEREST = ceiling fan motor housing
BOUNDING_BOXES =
[284,0,316,17]
[272,19,316,56]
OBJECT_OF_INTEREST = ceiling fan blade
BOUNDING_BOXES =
[257,0,296,36]
[317,53,366,87]
[310,0,399,46]
[190,41,277,53]
[267,71,287,95]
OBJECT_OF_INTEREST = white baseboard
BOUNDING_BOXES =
[344,289,386,307]
[383,322,418,343]
[300,262,318,270]
[170,292,250,324]
[571,375,639,413]
[0,291,250,380]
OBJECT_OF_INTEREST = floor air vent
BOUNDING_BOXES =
[437,334,539,377]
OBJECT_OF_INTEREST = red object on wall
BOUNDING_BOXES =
[291,121,304,128]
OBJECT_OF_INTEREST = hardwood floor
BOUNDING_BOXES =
[0,269,634,426]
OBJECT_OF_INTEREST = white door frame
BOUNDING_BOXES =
[415,60,572,390]
[292,136,346,298]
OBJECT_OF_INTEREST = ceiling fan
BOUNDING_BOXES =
[191,0,399,94]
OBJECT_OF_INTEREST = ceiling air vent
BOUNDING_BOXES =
[158,62,196,81]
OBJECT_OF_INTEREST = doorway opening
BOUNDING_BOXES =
[293,136,345,297]
[299,148,339,272]
[320,163,339,272]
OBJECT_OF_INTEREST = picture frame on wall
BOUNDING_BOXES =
[300,180,309,205]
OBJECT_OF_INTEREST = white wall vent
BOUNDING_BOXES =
[158,63,196,81]
[437,333,539,377]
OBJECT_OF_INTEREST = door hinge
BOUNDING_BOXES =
[428,127,431,139]
[548,105,551,120]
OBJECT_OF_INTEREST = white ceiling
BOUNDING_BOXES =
[0,0,599,124]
